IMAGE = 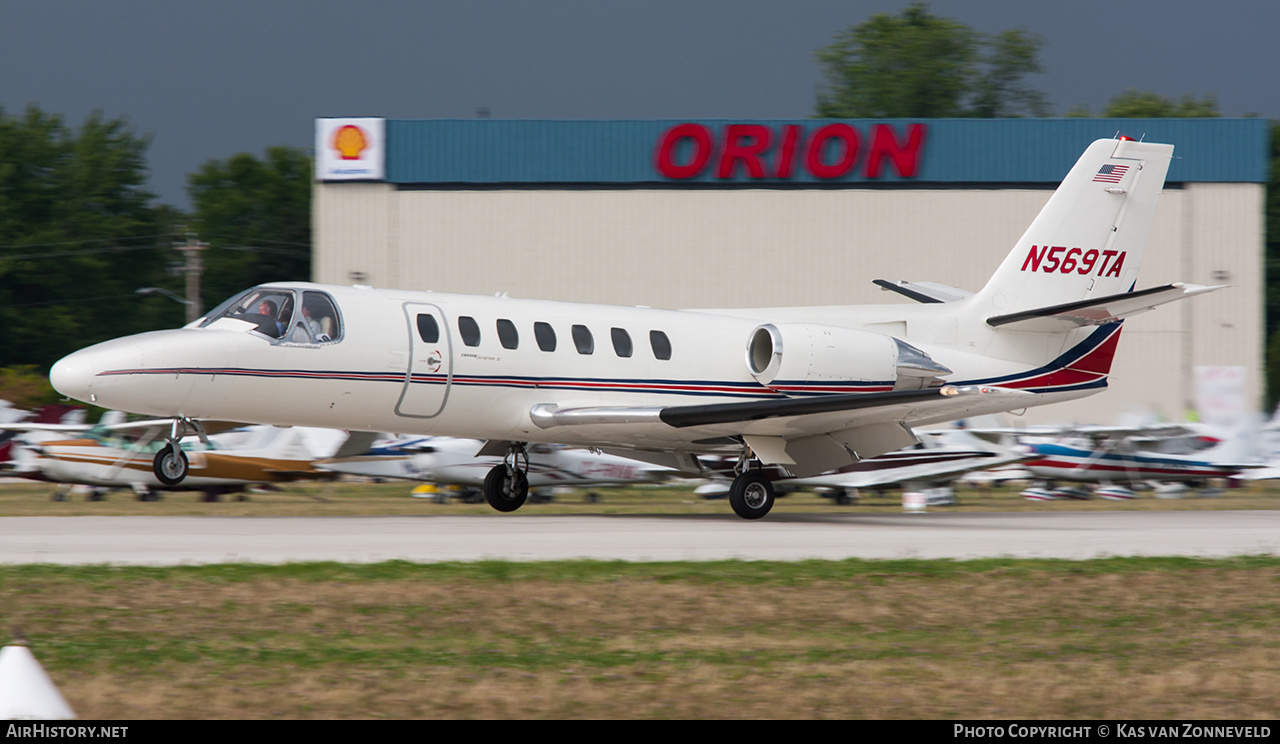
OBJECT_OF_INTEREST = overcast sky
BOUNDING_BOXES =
[3,1,1276,210]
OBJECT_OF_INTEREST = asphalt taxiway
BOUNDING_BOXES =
[1,510,1277,564]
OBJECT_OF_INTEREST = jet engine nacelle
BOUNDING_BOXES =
[745,323,951,392]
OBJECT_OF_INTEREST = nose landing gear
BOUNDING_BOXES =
[482,443,530,512]
[150,418,207,486]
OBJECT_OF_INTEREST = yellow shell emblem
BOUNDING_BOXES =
[333,125,369,160]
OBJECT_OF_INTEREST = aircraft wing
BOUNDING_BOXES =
[963,422,1196,441]
[0,418,246,440]
[531,384,1035,477]
[801,450,1029,489]
[261,468,337,481]
[0,422,94,434]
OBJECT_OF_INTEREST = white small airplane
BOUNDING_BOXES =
[4,420,336,501]
[49,137,1223,518]
[316,435,673,500]
[1011,433,1261,500]
[960,420,1265,499]
[693,428,1027,504]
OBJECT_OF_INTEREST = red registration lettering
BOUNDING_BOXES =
[1021,245,1048,272]
[1078,249,1099,274]
[1060,247,1081,274]
[1043,246,1065,273]
[1104,251,1126,277]
[1021,245,1126,277]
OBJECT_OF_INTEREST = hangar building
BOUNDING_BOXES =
[313,118,1269,425]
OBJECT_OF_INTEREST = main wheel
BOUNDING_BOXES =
[483,463,529,512]
[729,470,775,520]
[153,444,189,486]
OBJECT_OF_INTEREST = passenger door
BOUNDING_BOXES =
[396,303,452,418]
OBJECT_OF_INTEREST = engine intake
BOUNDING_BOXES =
[745,323,950,392]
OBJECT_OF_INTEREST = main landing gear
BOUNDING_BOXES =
[727,451,776,520]
[482,443,530,512]
[151,418,206,486]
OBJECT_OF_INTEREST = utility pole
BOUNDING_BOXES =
[174,234,208,324]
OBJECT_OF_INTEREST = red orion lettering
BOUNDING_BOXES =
[1020,245,1126,277]
[655,122,926,181]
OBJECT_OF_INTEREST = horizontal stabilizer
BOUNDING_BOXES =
[986,283,1226,332]
[873,279,974,304]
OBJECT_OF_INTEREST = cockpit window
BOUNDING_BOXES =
[201,287,343,345]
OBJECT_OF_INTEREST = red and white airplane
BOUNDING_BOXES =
[49,138,1222,519]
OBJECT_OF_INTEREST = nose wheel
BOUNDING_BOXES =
[153,443,189,485]
[482,443,530,512]
[150,417,206,486]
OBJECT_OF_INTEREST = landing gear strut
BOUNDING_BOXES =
[727,449,776,520]
[482,443,530,513]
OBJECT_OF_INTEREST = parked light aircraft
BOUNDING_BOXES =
[0,402,83,464]
[5,422,334,501]
[49,138,1223,518]
[316,435,673,499]
[1011,436,1259,500]
[694,429,1027,504]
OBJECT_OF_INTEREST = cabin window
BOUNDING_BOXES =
[572,325,594,355]
[285,291,342,343]
[611,328,633,358]
[534,322,557,352]
[650,330,672,360]
[458,316,481,347]
[417,314,440,343]
[496,319,519,349]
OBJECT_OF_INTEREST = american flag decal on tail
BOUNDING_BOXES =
[1093,163,1129,183]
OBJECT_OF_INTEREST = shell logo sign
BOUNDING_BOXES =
[333,125,369,160]
[315,118,385,181]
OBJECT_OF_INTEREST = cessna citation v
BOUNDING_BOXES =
[50,138,1222,519]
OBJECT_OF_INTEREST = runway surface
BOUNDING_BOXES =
[1,510,1278,564]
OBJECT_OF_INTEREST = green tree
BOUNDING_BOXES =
[1264,122,1280,411]
[1067,89,1222,118]
[815,3,1046,118]
[0,106,174,372]
[186,146,312,308]
[969,29,1049,118]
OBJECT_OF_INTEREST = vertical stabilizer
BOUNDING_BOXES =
[971,138,1174,319]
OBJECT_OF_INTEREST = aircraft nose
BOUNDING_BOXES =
[49,349,94,403]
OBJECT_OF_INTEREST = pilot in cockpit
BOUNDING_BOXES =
[256,299,286,338]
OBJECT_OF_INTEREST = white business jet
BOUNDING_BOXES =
[49,138,1222,519]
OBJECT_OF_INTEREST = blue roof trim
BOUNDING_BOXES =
[382,118,1269,185]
